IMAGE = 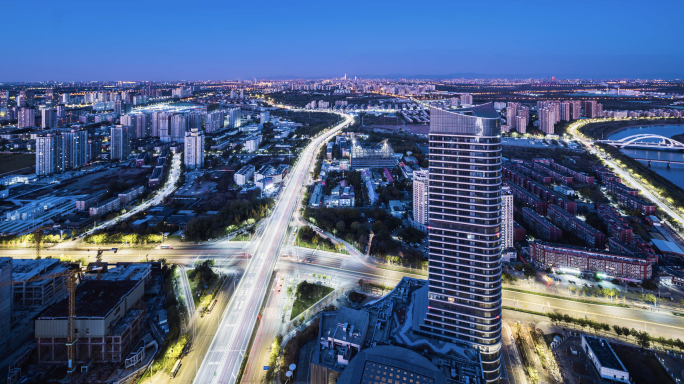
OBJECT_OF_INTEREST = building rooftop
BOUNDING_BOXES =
[12,259,70,283]
[336,346,445,384]
[651,239,684,256]
[39,280,140,319]
[330,307,370,347]
[584,335,626,372]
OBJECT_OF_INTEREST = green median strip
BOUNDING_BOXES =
[504,287,629,308]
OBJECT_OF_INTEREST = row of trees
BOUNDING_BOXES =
[84,233,163,245]
[184,197,273,242]
[546,311,683,350]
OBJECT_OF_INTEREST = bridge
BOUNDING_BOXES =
[598,134,684,150]
[633,158,684,168]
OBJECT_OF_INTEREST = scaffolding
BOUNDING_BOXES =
[350,139,396,170]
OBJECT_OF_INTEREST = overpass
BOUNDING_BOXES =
[598,134,684,150]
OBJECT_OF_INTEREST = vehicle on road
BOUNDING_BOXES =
[160,245,173,249]
[171,359,182,379]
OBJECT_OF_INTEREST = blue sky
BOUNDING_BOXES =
[1,0,682,81]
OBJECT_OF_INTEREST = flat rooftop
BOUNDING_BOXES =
[39,280,140,319]
[584,336,625,372]
[12,259,69,282]
[331,307,370,346]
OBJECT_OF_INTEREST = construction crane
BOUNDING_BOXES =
[0,263,83,377]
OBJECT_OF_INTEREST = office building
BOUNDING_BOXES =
[18,107,35,128]
[350,140,397,169]
[421,103,502,382]
[42,108,57,128]
[111,126,131,161]
[413,168,429,225]
[184,128,205,169]
[501,191,514,249]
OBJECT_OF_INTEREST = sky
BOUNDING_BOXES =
[1,0,683,81]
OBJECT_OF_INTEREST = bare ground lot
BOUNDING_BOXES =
[0,153,35,175]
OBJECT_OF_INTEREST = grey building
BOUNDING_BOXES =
[111,125,131,161]
[420,103,502,383]
[0,258,11,358]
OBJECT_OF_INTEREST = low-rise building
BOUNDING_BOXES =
[582,335,629,383]
[89,196,120,216]
[547,204,605,248]
[235,164,255,186]
[530,241,652,281]
[522,207,562,242]
[76,191,108,211]
[118,185,144,205]
[615,192,656,215]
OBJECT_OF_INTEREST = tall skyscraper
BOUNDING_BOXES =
[583,100,604,118]
[228,107,241,129]
[184,128,205,169]
[41,108,57,128]
[571,100,582,120]
[230,89,236,99]
[421,103,502,382]
[506,102,520,130]
[36,133,63,176]
[560,101,572,122]
[159,112,173,142]
[501,191,514,250]
[413,168,429,225]
[18,107,35,128]
[171,114,189,142]
[538,107,555,134]
[240,89,244,99]
[111,126,131,161]
[62,129,88,170]
[515,115,526,133]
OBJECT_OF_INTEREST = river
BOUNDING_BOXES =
[607,124,684,189]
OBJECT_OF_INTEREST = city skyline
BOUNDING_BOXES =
[2,0,684,81]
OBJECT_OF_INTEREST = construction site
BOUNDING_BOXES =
[0,258,166,384]
[350,139,397,169]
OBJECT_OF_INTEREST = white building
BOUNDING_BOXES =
[412,168,428,225]
[582,336,629,383]
[234,164,255,186]
[184,128,205,169]
[18,107,35,128]
[245,135,262,152]
[36,134,62,176]
[41,108,57,128]
[170,114,188,142]
[227,107,241,129]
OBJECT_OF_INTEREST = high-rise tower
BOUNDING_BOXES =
[420,103,502,383]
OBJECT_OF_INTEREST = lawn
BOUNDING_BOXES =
[0,153,35,174]
[291,280,333,319]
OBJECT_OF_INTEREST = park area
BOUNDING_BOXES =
[0,153,35,174]
[290,280,333,319]
[187,260,220,310]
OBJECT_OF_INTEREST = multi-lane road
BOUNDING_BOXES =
[192,113,354,384]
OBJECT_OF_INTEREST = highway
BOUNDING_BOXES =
[568,122,684,225]
[193,112,353,384]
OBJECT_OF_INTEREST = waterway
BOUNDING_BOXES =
[607,124,684,189]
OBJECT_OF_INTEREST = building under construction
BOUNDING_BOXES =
[0,257,12,358]
[12,259,70,309]
[350,139,397,170]
[35,279,145,364]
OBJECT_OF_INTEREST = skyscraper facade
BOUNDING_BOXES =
[421,103,502,382]
[184,128,205,169]
[506,102,520,130]
[42,108,57,128]
[501,191,514,249]
[110,126,131,161]
[36,133,63,176]
[62,129,88,170]
[171,114,188,142]
[538,107,555,134]
[18,107,35,128]
[413,168,429,225]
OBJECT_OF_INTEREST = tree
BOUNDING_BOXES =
[336,220,346,234]
[635,331,651,349]
[613,325,623,337]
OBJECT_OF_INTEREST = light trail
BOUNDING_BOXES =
[193,112,353,384]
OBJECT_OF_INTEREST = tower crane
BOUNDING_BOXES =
[0,263,83,376]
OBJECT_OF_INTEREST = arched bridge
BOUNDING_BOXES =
[598,134,684,150]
